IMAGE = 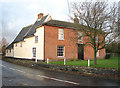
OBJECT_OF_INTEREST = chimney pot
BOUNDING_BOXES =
[38,13,43,20]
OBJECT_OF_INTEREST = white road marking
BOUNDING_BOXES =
[15,69,26,73]
[3,65,6,67]
[50,77,79,85]
[37,75,50,79]
[4,65,80,85]
[50,77,64,82]
[37,75,79,85]
[9,68,16,70]
[9,67,26,73]
[64,80,80,85]
[0,64,6,67]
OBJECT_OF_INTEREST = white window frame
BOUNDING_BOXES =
[35,36,38,43]
[20,42,22,47]
[32,47,36,58]
[57,46,65,57]
[96,35,98,42]
[96,50,99,57]
[78,32,83,41]
[15,43,17,47]
[58,29,64,40]
[10,49,11,53]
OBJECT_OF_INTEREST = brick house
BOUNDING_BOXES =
[5,13,106,61]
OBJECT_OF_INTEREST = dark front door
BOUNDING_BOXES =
[78,44,84,60]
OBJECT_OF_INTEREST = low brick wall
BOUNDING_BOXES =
[36,63,119,80]
[2,57,119,80]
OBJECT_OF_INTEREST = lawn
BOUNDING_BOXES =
[49,56,119,69]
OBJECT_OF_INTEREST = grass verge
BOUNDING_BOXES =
[50,58,119,69]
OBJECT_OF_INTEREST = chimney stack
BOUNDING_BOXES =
[74,15,79,24]
[38,13,43,20]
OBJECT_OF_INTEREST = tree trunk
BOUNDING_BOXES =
[94,48,97,65]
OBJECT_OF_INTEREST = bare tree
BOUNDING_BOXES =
[70,1,118,65]
[0,37,9,55]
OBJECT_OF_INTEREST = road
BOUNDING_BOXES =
[1,60,119,86]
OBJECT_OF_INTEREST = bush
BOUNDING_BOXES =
[105,54,111,59]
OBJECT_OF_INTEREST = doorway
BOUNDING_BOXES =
[78,44,84,60]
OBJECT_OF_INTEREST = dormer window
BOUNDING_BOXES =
[35,36,38,43]
[58,29,64,40]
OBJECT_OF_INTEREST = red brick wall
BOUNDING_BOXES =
[44,25,106,61]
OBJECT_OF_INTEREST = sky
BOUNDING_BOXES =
[0,0,119,44]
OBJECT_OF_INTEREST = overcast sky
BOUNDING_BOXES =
[0,0,119,44]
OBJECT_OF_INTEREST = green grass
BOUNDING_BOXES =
[50,57,119,69]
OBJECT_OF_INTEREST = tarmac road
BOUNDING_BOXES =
[1,60,119,86]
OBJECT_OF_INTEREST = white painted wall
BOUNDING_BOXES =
[34,26,44,60]
[5,49,14,57]
[13,26,45,60]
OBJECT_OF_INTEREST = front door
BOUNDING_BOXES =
[78,44,84,60]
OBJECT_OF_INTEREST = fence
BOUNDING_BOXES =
[46,58,91,67]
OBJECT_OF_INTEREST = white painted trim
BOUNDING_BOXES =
[58,28,64,40]
[78,32,83,41]
[57,46,65,57]
[32,47,36,58]
[44,14,52,22]
[96,50,99,57]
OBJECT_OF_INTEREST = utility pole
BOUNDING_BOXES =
[67,0,70,14]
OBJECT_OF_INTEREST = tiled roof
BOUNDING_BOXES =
[6,15,48,49]
[6,25,32,49]
[13,25,33,43]
[43,20,104,33]
[24,15,48,38]
[6,43,13,49]
[43,20,82,30]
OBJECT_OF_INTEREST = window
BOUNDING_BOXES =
[96,50,99,57]
[20,42,22,47]
[10,49,11,53]
[78,32,83,41]
[95,35,98,42]
[32,47,36,57]
[35,36,38,43]
[15,43,17,47]
[58,29,64,40]
[57,46,64,56]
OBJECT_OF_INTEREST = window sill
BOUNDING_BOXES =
[78,40,83,42]
[57,56,64,58]
[58,39,64,40]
